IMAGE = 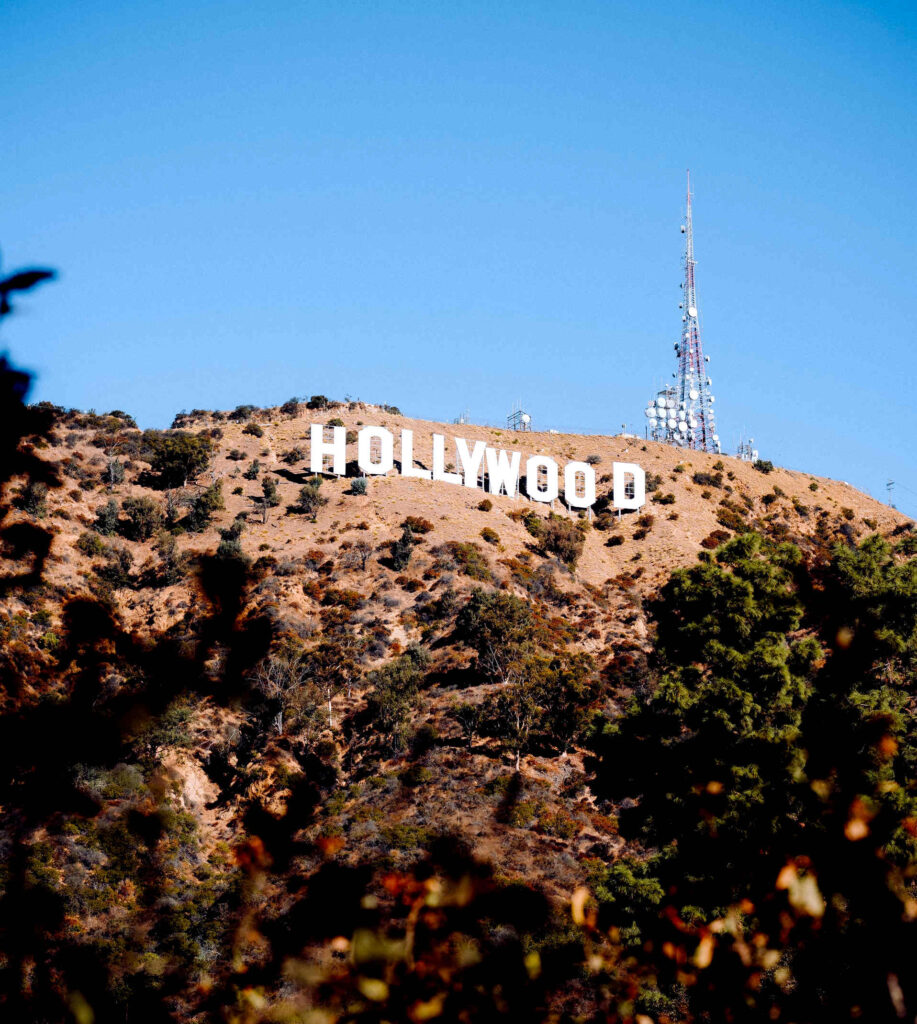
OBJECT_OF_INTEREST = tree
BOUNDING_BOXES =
[185,480,224,532]
[295,482,327,521]
[541,651,596,754]
[261,477,280,507]
[280,397,301,417]
[457,588,535,686]
[144,430,213,487]
[253,644,323,738]
[366,646,430,752]
[153,528,185,585]
[448,700,484,750]
[243,459,260,480]
[586,533,917,1019]
[93,498,120,536]
[304,636,363,728]
[482,669,544,771]
[105,458,124,487]
[121,496,162,541]
[390,523,415,571]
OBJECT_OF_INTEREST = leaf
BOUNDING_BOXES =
[0,268,56,292]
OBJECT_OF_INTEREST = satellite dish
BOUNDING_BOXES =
[687,306,697,317]
[680,225,686,233]
[678,410,686,421]
[666,397,676,409]
[521,413,531,424]
[689,388,699,400]
[644,407,655,418]
[656,397,666,408]
[682,315,687,322]
[649,418,657,428]
[667,417,677,429]
[710,395,715,403]
[705,355,710,362]
[712,434,720,442]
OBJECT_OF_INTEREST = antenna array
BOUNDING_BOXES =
[644,172,721,454]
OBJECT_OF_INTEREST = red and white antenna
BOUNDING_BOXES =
[644,172,721,454]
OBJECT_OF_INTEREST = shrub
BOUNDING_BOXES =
[477,499,493,512]
[121,496,163,541]
[143,431,213,486]
[586,454,602,465]
[281,446,305,464]
[606,535,625,547]
[391,524,415,571]
[242,422,264,437]
[76,531,105,557]
[243,459,260,480]
[185,481,224,532]
[349,476,368,495]
[93,498,120,536]
[841,507,855,521]
[692,471,723,488]
[652,492,676,506]
[701,529,732,549]
[15,480,48,517]
[280,397,300,417]
[480,527,499,545]
[445,541,491,581]
[401,516,434,534]
[326,417,345,428]
[293,483,327,520]
[809,481,819,492]
[539,516,585,568]
[261,477,280,507]
[645,472,663,493]
[753,459,774,474]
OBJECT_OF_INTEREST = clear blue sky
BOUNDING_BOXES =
[3,1,916,518]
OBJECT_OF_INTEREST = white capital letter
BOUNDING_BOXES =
[485,447,521,497]
[612,462,646,510]
[310,422,346,476]
[400,429,431,479]
[357,426,394,475]
[455,437,487,490]
[564,461,597,509]
[432,434,462,485]
[525,455,559,503]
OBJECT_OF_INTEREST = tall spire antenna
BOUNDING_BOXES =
[642,172,721,453]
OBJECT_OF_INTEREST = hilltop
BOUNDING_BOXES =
[3,393,916,1023]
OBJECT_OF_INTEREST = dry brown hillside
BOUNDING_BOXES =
[3,396,914,1023]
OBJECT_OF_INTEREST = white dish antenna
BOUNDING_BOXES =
[687,306,697,318]
[689,388,699,400]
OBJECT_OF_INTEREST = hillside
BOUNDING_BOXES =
[2,393,916,1024]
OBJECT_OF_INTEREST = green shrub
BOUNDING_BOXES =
[480,527,500,545]
[242,422,264,437]
[753,459,774,474]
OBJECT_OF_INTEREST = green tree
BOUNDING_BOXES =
[390,522,414,571]
[144,430,213,487]
[121,496,163,541]
[366,645,430,752]
[93,498,120,536]
[295,482,327,521]
[185,480,224,532]
[261,477,280,507]
[457,588,535,686]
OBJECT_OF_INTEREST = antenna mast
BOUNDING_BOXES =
[644,172,721,454]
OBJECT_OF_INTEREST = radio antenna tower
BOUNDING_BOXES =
[644,171,721,453]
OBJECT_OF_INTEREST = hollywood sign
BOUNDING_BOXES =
[307,424,646,511]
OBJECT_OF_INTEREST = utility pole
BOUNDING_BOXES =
[887,480,895,508]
